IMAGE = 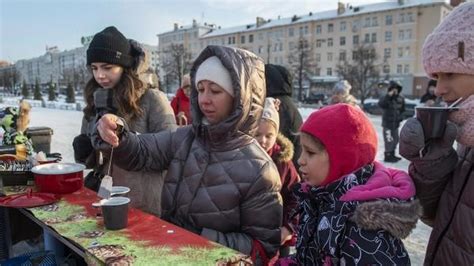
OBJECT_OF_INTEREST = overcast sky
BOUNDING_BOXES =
[1,0,402,62]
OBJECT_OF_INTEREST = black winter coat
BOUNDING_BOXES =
[378,94,405,129]
[265,64,303,166]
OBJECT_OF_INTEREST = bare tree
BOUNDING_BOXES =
[161,44,192,92]
[287,37,316,101]
[336,44,381,105]
[0,66,21,93]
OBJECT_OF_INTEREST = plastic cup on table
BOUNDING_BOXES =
[100,196,130,230]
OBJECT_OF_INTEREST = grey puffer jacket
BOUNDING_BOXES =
[400,119,474,265]
[102,46,283,257]
[81,88,176,216]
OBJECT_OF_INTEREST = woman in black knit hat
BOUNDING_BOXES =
[73,26,176,216]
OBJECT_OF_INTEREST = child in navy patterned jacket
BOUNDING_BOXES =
[277,104,421,265]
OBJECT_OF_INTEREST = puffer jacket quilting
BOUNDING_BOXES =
[411,145,474,265]
[105,45,283,257]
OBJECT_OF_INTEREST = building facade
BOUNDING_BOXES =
[157,20,216,92]
[158,0,453,97]
[2,40,160,93]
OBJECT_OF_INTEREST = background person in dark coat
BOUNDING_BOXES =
[378,80,405,163]
[265,64,302,168]
[420,79,438,106]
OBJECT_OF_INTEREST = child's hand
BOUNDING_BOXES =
[280,226,292,245]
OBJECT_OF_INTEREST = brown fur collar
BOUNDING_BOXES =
[350,199,422,239]
[275,133,294,163]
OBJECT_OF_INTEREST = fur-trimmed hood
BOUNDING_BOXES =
[351,199,422,239]
[272,133,294,163]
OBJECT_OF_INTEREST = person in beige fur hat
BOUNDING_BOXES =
[255,97,300,257]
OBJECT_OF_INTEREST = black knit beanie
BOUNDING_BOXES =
[387,80,403,92]
[87,26,133,68]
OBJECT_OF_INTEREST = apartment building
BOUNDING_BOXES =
[5,37,159,91]
[157,20,217,91]
[158,0,453,97]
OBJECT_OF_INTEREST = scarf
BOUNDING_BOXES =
[449,94,474,147]
[93,88,119,117]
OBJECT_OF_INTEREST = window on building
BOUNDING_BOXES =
[384,48,391,59]
[383,65,390,74]
[340,36,346,46]
[316,39,322,48]
[289,27,294,37]
[327,68,333,76]
[316,53,321,62]
[353,35,359,45]
[371,33,377,43]
[289,42,294,50]
[241,36,245,44]
[398,47,403,57]
[398,30,404,40]
[299,26,304,36]
[397,64,402,74]
[258,33,264,40]
[258,46,263,54]
[385,31,392,42]
[249,34,254,43]
[232,36,236,44]
[365,33,370,43]
[279,42,283,51]
[352,51,358,61]
[386,15,392,25]
[339,51,346,61]
[328,23,334,33]
[304,25,309,35]
[315,68,321,76]
[404,64,410,73]
[398,13,406,23]
[228,37,232,44]
[372,17,378,26]
[316,25,322,34]
[406,29,412,40]
[328,52,333,61]
[407,12,414,22]
[340,21,347,31]
[364,17,371,27]
[328,38,333,47]
[405,46,410,57]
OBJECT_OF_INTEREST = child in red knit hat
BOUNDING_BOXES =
[277,103,421,265]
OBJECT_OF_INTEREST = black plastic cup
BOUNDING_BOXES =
[100,197,130,230]
[110,186,130,197]
[415,106,457,141]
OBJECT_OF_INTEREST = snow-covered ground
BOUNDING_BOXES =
[1,100,429,265]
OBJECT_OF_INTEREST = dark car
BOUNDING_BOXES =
[303,93,328,105]
[363,98,418,119]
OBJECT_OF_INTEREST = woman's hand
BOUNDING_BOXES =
[97,114,121,147]
[280,226,292,245]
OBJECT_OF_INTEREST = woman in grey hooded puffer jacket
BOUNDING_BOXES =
[94,45,283,259]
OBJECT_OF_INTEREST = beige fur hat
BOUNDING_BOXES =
[261,97,280,131]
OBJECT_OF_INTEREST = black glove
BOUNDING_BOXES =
[72,134,94,164]
[400,118,457,162]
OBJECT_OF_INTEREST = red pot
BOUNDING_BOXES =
[31,163,85,194]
